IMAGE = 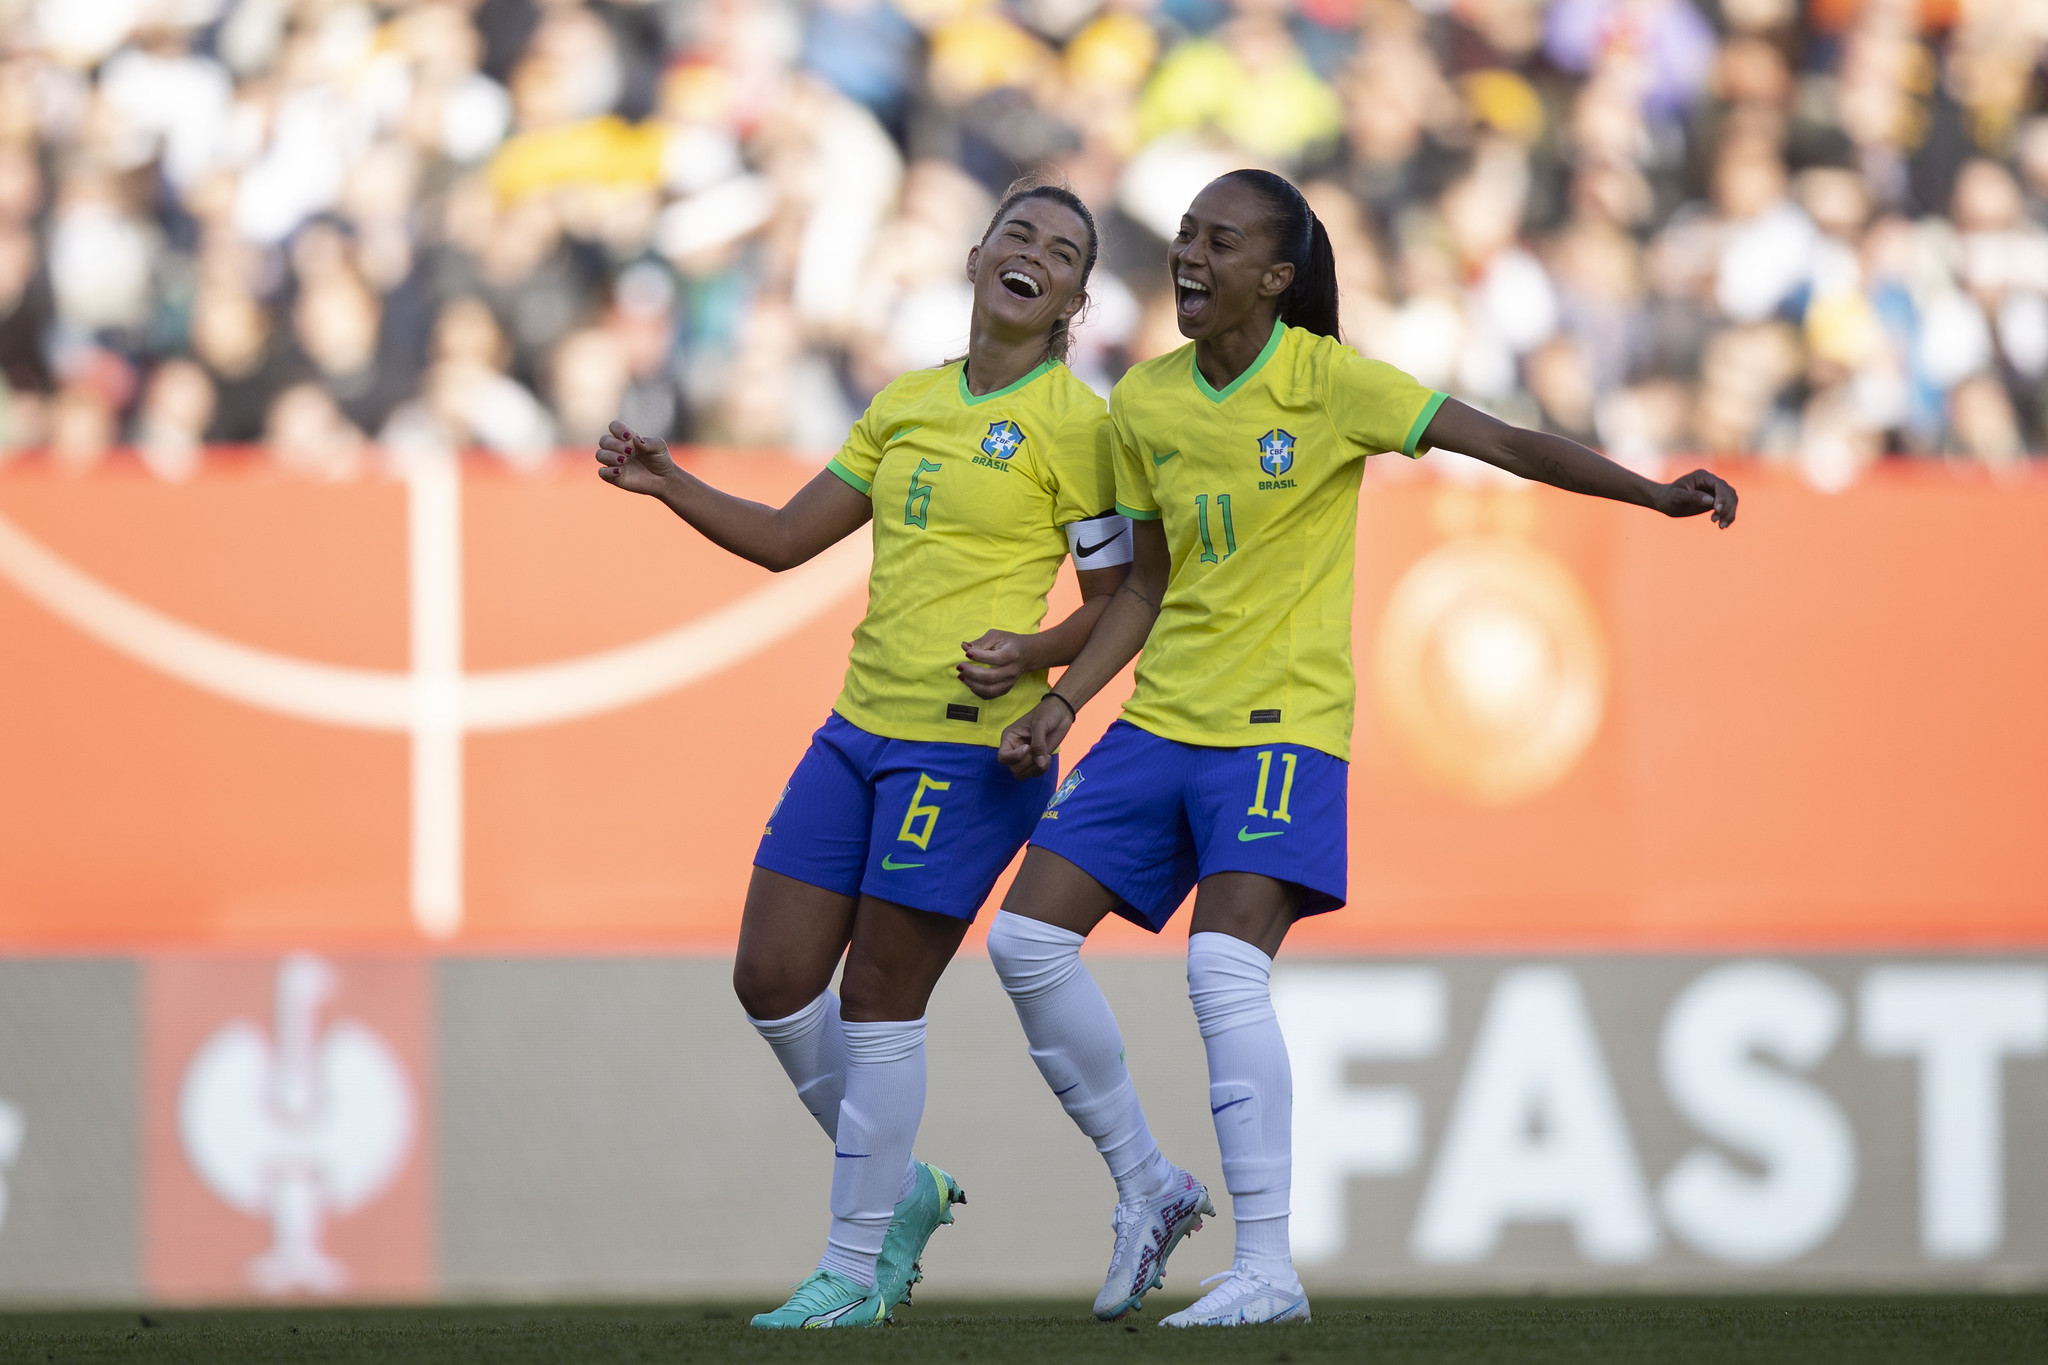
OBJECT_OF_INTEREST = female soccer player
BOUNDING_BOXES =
[985,169,1738,1328]
[595,181,1133,1328]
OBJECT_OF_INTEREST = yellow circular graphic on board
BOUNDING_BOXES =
[1374,537,1607,805]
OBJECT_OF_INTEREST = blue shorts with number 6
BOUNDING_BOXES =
[754,712,1057,920]
[1029,719,1348,932]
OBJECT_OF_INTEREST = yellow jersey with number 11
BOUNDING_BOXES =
[1110,321,1446,760]
[826,358,1116,746]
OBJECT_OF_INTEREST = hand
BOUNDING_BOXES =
[998,695,1073,779]
[1658,468,1738,528]
[596,421,680,498]
[958,629,1036,699]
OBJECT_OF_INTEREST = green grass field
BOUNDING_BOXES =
[3,1296,2044,1364]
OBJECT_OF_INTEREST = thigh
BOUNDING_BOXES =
[1186,740,1350,929]
[753,715,881,901]
[1000,845,1127,937]
[1189,872,1300,959]
[733,867,857,1020]
[1026,721,1202,933]
[839,896,973,1023]
[860,739,1055,920]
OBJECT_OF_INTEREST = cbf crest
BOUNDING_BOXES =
[1046,769,1084,810]
[1258,429,1295,478]
[981,420,1025,460]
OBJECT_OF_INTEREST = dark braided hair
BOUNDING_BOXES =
[975,174,1100,363]
[1216,169,1341,339]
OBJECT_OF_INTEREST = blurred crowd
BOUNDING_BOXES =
[3,0,2048,485]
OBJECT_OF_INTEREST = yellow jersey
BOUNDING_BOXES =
[1110,321,1445,759]
[827,358,1117,745]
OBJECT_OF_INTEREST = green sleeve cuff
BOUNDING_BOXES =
[1115,500,1161,521]
[825,458,872,495]
[1401,391,1449,458]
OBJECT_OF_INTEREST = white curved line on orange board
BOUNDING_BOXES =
[0,507,870,733]
[462,533,868,731]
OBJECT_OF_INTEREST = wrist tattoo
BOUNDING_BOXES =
[1118,581,1161,613]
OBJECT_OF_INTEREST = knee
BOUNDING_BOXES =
[836,961,901,1023]
[986,909,1084,1000]
[732,953,819,1023]
[1185,932,1275,1037]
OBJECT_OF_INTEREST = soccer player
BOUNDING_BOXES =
[595,181,1133,1327]
[985,169,1738,1327]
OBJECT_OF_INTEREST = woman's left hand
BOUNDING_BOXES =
[958,630,1036,698]
[1656,468,1739,527]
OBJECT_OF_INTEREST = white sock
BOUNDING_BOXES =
[746,991,847,1140]
[1187,931,1297,1286]
[817,1016,927,1288]
[748,992,920,1205]
[987,909,1171,1203]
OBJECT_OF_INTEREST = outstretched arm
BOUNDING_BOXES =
[997,520,1170,777]
[596,422,872,570]
[1422,398,1738,528]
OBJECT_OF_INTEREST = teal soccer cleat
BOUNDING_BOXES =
[874,1161,968,1309]
[748,1269,889,1329]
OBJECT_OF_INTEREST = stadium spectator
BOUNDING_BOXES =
[0,0,2044,479]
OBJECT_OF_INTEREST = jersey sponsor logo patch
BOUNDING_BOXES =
[980,420,1025,460]
[1151,448,1180,465]
[1257,429,1295,478]
[1249,708,1282,724]
[1046,769,1085,810]
[946,703,980,722]
[1236,826,1284,842]
[880,854,924,870]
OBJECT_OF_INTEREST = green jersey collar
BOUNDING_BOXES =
[1192,318,1284,404]
[958,357,1058,406]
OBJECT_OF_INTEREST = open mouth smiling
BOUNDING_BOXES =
[1175,273,1209,317]
[999,269,1043,299]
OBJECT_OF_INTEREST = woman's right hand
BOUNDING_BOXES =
[998,695,1074,779]
[596,421,679,497]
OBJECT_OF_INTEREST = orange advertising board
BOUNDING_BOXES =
[2,453,2043,953]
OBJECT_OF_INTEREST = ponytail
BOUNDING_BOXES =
[1216,169,1343,340]
[1283,216,1340,338]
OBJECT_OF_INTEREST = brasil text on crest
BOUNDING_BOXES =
[975,420,1025,471]
[1258,428,1297,488]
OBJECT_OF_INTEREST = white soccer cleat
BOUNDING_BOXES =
[1158,1263,1311,1328]
[1092,1166,1215,1321]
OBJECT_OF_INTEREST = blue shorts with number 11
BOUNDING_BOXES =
[1029,719,1349,932]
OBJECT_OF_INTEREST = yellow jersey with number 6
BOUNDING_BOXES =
[1111,321,1445,760]
[826,358,1115,745]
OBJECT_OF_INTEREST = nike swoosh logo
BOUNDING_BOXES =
[1236,827,1283,842]
[886,424,923,445]
[1053,1082,1079,1097]
[1152,448,1179,465]
[880,854,924,869]
[1075,536,1119,558]
[834,1150,871,1158]
[1211,1096,1253,1115]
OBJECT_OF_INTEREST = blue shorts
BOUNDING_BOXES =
[754,713,1057,920]
[1029,719,1348,932]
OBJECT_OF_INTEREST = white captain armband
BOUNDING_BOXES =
[1066,511,1134,569]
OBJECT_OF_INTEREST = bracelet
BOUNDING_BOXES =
[1043,690,1079,722]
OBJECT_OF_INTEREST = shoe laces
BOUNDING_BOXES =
[1186,1261,1291,1311]
[785,1269,860,1310]
[1107,1201,1144,1270]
